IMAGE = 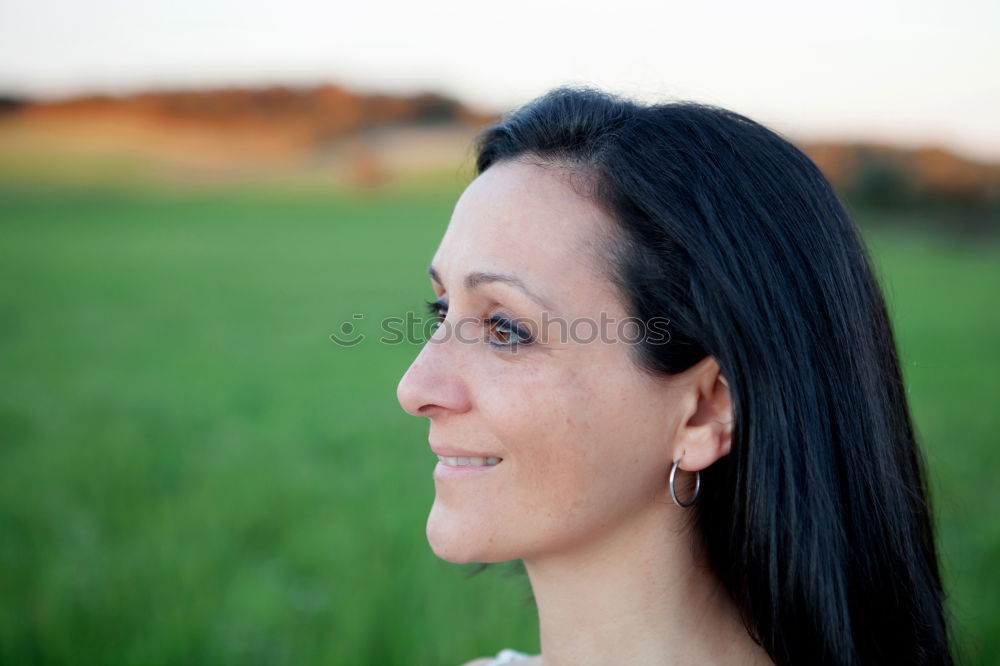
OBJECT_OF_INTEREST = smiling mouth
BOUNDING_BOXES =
[436,455,503,467]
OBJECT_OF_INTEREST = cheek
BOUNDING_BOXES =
[478,360,648,526]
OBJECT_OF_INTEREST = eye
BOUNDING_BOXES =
[424,298,534,350]
[424,298,447,330]
[487,314,534,349]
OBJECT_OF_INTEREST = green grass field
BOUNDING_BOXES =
[0,180,997,665]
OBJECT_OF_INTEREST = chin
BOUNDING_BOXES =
[426,506,508,564]
[426,509,478,563]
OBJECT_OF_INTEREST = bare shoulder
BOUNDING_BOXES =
[459,656,541,666]
[459,653,541,666]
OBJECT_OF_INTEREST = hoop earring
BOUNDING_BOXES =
[669,458,701,508]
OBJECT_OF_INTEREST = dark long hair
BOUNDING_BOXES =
[472,87,955,666]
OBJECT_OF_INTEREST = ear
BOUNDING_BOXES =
[670,356,732,472]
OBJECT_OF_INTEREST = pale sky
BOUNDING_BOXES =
[2,0,998,161]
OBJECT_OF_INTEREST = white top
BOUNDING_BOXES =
[486,648,533,664]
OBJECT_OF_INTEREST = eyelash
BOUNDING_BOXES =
[423,298,534,349]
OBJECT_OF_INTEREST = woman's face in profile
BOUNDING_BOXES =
[397,159,687,563]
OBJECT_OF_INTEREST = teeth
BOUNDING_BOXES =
[439,455,502,467]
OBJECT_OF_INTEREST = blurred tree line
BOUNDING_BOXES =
[805,143,1000,238]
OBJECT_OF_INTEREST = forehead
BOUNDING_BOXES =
[433,160,618,307]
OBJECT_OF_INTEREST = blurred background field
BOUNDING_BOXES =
[1,118,998,664]
[2,1,1000,663]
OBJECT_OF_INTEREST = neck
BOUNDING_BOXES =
[522,499,773,666]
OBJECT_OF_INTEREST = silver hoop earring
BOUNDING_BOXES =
[669,458,701,508]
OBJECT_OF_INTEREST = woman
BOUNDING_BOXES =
[396,86,955,666]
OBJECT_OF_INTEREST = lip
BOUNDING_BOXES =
[430,445,503,458]
[434,458,505,479]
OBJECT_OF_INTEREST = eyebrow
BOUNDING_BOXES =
[427,265,555,311]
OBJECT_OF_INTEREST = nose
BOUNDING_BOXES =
[396,327,472,418]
